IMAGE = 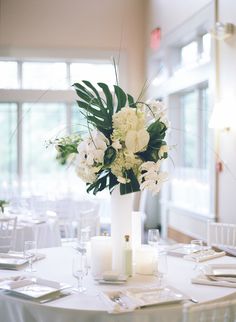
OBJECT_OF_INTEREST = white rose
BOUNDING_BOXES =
[125,129,150,153]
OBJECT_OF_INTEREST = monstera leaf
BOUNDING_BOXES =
[73,81,135,138]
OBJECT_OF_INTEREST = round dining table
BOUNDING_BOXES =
[0,246,236,322]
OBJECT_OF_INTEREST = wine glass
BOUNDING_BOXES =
[155,251,168,288]
[24,240,37,272]
[72,253,88,293]
[191,239,203,270]
[148,229,160,248]
[75,228,90,255]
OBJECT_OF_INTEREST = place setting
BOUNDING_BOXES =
[0,275,71,304]
[191,263,236,288]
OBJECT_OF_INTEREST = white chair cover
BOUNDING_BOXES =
[0,216,17,252]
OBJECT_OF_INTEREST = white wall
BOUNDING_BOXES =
[217,0,236,223]
[0,0,145,96]
[145,0,211,38]
[145,0,236,229]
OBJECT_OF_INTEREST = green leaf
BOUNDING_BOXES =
[120,169,140,195]
[127,94,136,107]
[114,85,127,112]
[109,173,118,192]
[87,115,110,129]
[76,101,107,119]
[74,82,113,135]
[103,146,116,166]
[98,83,114,116]
[82,80,105,108]
[86,171,109,195]
[74,83,100,106]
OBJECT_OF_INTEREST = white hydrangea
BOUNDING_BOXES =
[75,162,97,184]
[111,149,142,183]
[112,107,145,138]
[139,160,168,195]
[112,106,149,153]
[75,130,109,183]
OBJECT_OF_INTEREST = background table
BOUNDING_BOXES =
[0,247,236,322]
[14,216,61,251]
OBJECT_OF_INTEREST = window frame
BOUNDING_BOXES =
[0,57,118,192]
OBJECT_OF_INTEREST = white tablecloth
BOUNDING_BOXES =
[0,247,236,322]
[14,217,61,251]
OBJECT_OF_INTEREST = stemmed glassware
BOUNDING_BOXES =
[24,240,37,272]
[72,252,88,293]
[191,239,204,270]
[155,251,168,288]
[148,229,160,248]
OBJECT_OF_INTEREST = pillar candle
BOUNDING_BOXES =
[135,245,156,275]
[90,236,112,277]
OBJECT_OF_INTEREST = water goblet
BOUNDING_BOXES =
[147,229,160,248]
[155,251,168,288]
[72,253,88,293]
[24,240,37,272]
[191,239,203,270]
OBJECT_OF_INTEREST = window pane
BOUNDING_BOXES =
[70,63,116,89]
[0,62,18,89]
[202,33,211,59]
[201,87,210,168]
[22,62,68,89]
[71,103,88,135]
[182,91,198,167]
[181,41,198,66]
[0,103,17,188]
[22,103,67,193]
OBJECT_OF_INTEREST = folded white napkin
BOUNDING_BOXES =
[101,286,187,313]
[184,250,225,262]
[191,274,236,288]
[100,290,137,313]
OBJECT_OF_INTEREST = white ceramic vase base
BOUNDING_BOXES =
[111,187,133,274]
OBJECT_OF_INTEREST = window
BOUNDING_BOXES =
[0,59,116,197]
[181,87,210,169]
[182,91,198,168]
[0,62,18,89]
[22,62,68,89]
[181,41,198,67]
[171,85,212,215]
[0,103,17,184]
[177,33,211,72]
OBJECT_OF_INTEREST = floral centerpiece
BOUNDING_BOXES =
[54,80,169,196]
[53,80,169,274]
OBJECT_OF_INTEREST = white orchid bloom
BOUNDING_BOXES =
[158,145,169,158]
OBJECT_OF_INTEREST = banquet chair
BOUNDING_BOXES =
[54,198,76,240]
[207,221,236,248]
[76,208,100,241]
[0,216,17,252]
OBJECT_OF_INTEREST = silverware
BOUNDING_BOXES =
[189,298,198,303]
[110,295,128,309]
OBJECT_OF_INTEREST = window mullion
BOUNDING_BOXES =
[17,103,23,192]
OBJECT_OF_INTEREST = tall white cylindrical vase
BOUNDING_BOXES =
[111,186,133,274]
